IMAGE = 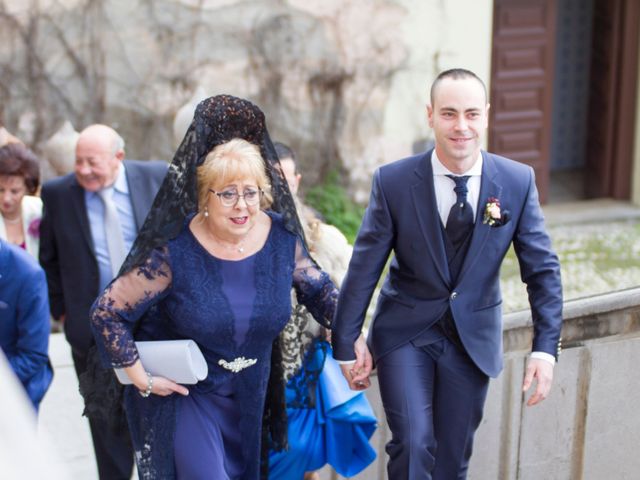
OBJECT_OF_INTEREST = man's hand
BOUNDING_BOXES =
[339,333,373,391]
[522,357,554,406]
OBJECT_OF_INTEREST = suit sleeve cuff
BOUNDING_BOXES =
[530,351,556,365]
[335,359,357,365]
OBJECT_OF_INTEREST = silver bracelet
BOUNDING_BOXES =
[139,372,153,398]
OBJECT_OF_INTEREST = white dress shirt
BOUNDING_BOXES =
[432,151,482,226]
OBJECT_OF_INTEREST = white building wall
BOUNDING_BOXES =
[381,0,494,166]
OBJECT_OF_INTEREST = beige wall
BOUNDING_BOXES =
[380,0,494,165]
[1,0,495,201]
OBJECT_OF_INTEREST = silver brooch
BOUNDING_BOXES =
[218,356,257,373]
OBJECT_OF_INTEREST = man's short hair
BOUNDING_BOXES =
[430,68,488,105]
[274,142,296,169]
[112,132,125,156]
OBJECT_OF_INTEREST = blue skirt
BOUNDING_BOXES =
[174,382,244,479]
[269,342,377,479]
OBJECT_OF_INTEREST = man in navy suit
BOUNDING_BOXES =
[40,124,166,479]
[332,69,562,479]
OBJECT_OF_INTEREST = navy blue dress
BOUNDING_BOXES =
[90,212,337,479]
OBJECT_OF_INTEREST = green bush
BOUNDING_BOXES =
[304,171,365,244]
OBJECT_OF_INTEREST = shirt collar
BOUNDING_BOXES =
[113,163,128,194]
[431,150,483,176]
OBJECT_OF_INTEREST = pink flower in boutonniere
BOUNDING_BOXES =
[483,197,510,227]
[27,218,41,238]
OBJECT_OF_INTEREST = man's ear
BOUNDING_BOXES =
[115,149,125,161]
[426,104,434,127]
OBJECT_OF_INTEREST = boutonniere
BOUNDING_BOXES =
[27,218,41,239]
[483,197,510,227]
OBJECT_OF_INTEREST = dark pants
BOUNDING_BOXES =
[72,351,134,480]
[376,338,489,480]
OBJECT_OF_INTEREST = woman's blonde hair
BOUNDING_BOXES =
[197,138,272,210]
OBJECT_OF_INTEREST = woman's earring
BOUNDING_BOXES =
[204,206,209,218]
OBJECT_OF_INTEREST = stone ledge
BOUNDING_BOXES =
[503,287,640,353]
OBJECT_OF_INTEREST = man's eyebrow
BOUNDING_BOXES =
[438,106,483,112]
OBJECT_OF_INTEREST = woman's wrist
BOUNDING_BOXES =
[138,371,153,398]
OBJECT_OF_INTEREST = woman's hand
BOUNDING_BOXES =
[124,360,190,397]
[147,376,190,397]
[338,333,372,391]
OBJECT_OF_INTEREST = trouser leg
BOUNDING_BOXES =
[376,338,489,480]
[377,341,438,480]
[72,351,134,480]
[430,341,489,480]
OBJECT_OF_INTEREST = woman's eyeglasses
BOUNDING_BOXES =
[209,188,263,207]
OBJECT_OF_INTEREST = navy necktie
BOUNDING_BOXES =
[445,174,474,250]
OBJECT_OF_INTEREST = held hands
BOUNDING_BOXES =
[522,357,554,406]
[339,333,373,391]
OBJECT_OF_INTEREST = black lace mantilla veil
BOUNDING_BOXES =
[80,95,310,467]
[122,94,305,271]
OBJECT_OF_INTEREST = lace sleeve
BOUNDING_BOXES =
[292,237,338,329]
[90,246,172,368]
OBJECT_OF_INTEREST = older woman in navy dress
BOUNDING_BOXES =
[89,96,347,480]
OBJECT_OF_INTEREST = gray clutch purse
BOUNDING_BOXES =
[114,339,208,385]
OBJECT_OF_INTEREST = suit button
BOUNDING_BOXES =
[450,292,458,299]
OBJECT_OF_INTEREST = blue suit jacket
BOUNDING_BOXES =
[332,150,562,377]
[0,240,53,407]
[39,160,167,355]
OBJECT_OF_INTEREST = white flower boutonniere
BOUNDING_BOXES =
[483,197,510,227]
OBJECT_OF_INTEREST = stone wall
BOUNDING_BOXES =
[0,0,493,199]
[318,287,640,479]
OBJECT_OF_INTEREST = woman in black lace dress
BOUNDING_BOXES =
[89,96,347,479]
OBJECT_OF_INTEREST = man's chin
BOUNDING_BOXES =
[77,180,100,192]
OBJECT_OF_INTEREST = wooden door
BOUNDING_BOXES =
[585,0,640,199]
[489,0,557,203]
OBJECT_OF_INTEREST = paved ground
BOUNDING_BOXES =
[38,334,102,479]
[36,199,640,479]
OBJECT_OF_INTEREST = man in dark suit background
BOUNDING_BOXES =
[332,69,562,479]
[40,124,166,479]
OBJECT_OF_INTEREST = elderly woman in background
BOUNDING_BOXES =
[0,143,42,258]
[89,96,354,479]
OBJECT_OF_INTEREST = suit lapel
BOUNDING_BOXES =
[124,162,146,229]
[411,152,451,287]
[69,180,95,254]
[457,151,502,280]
